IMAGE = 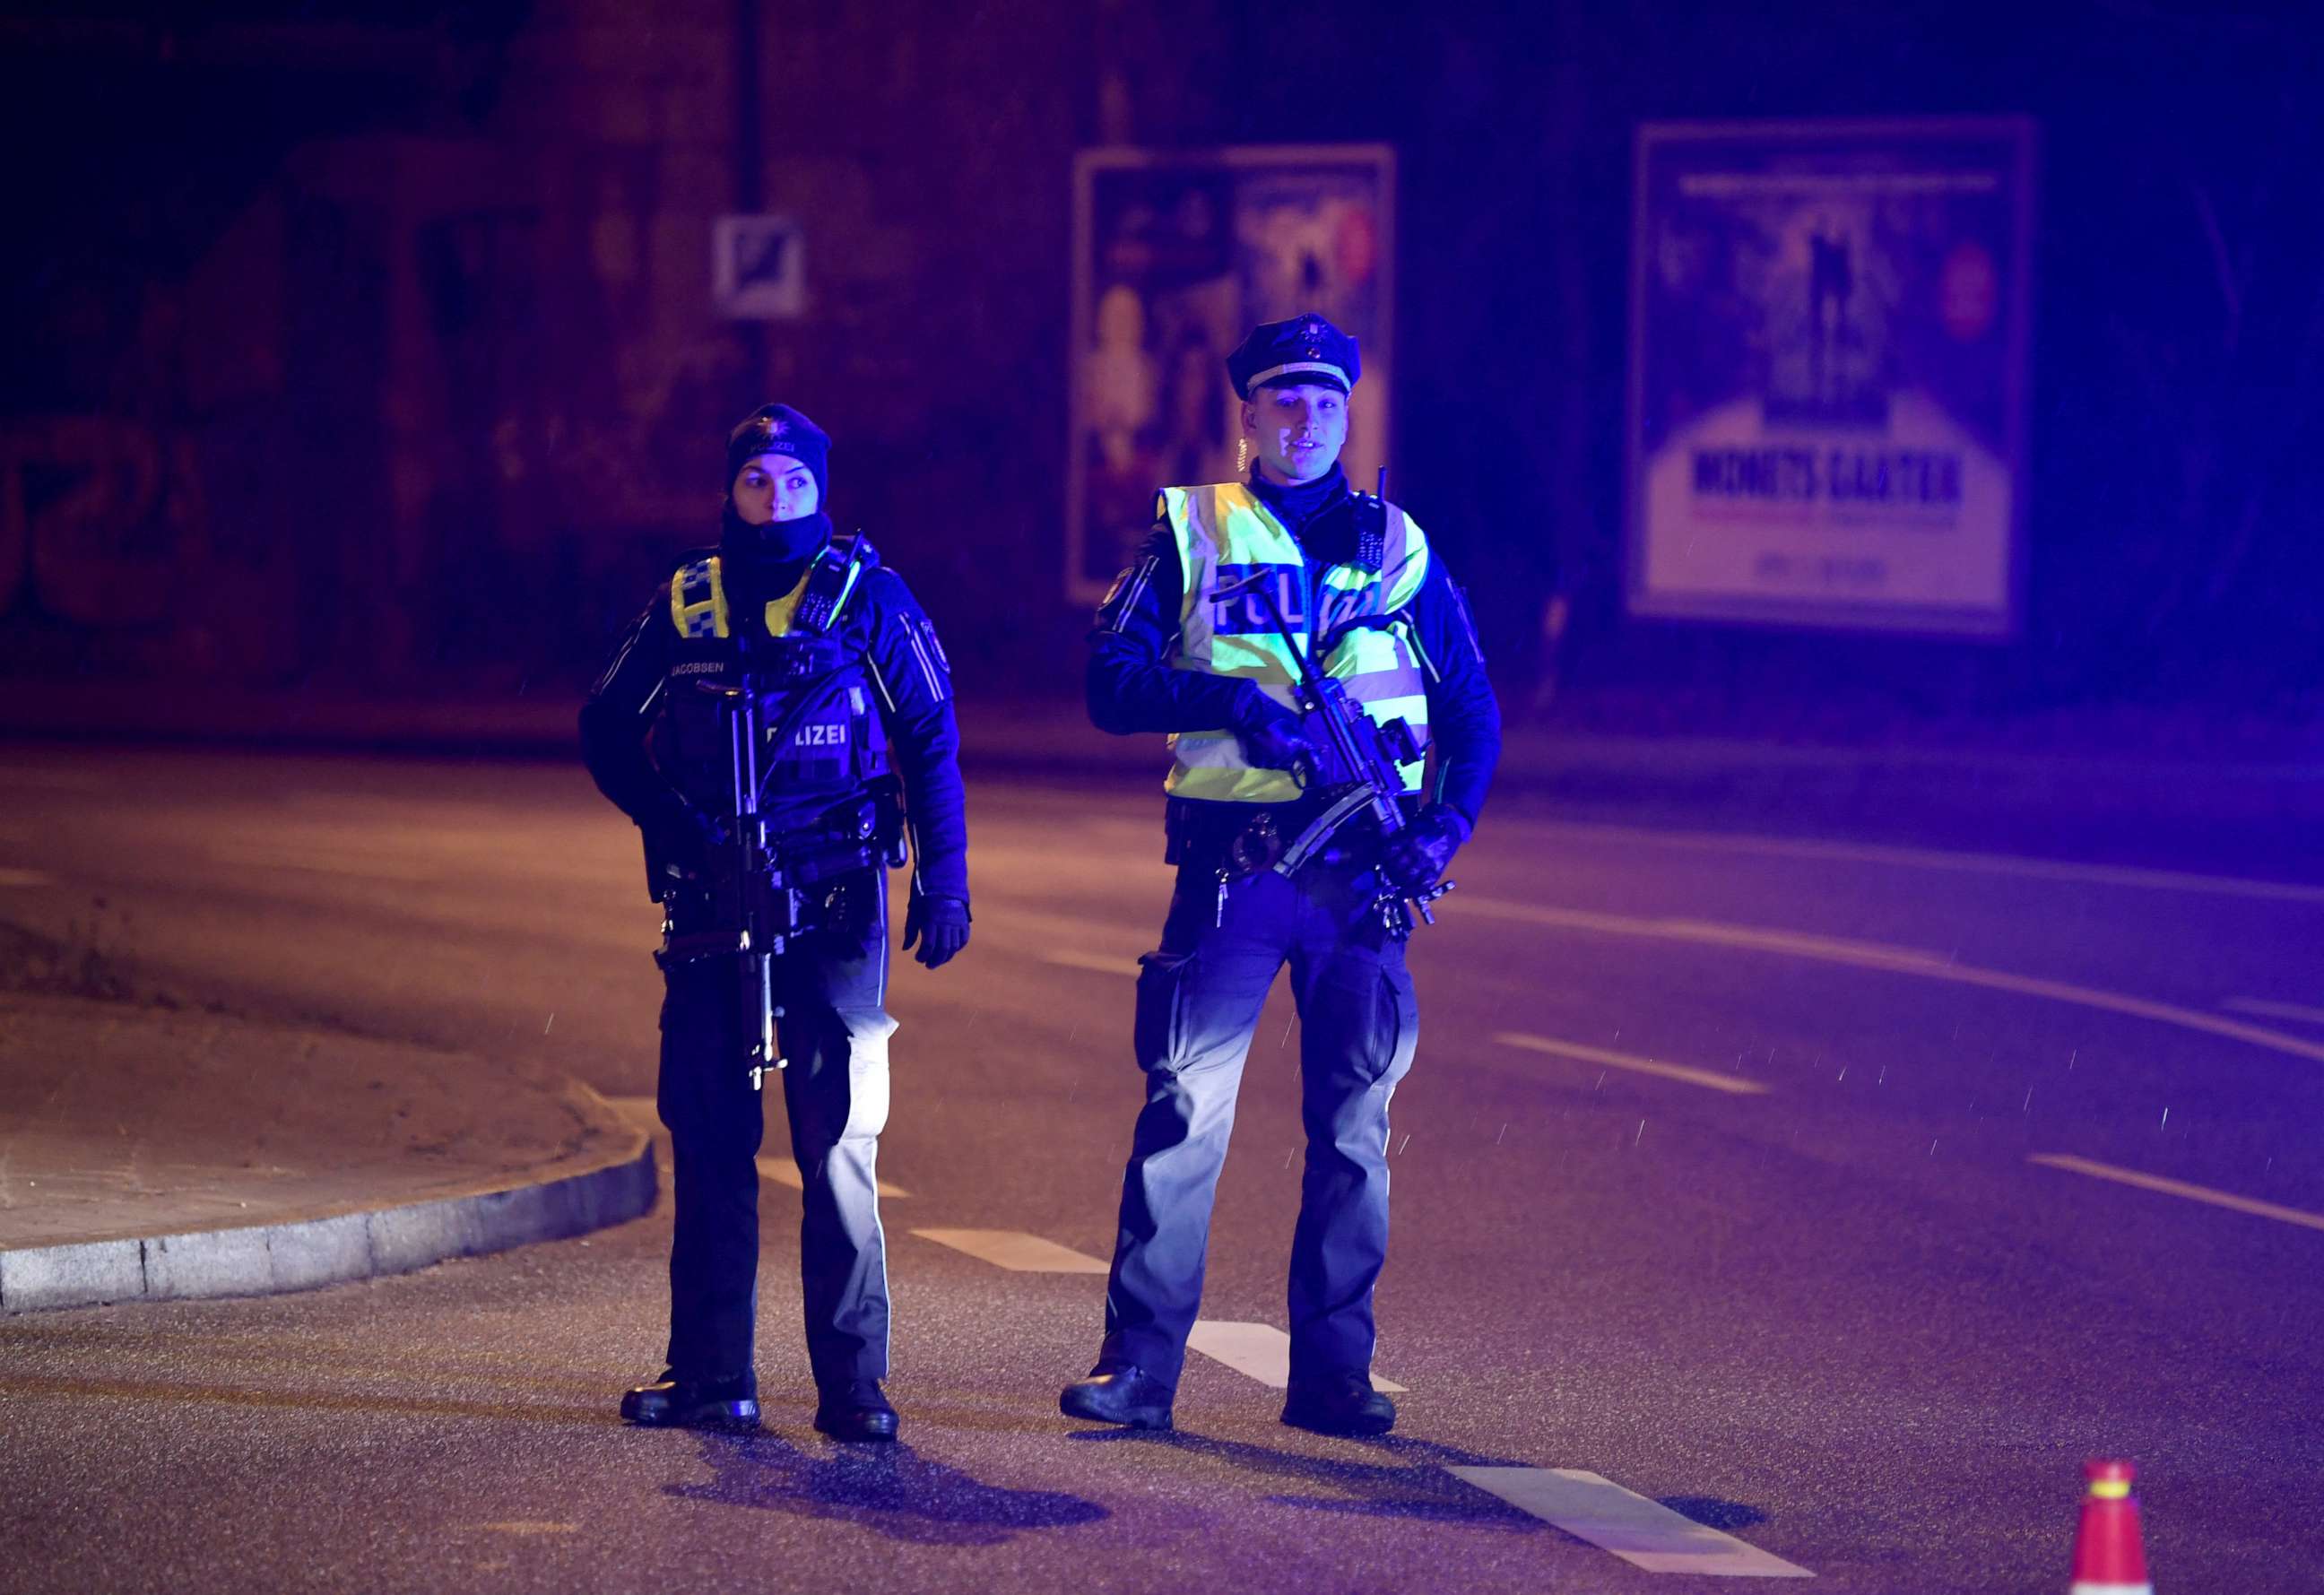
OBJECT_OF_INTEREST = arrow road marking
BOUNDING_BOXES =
[2029,1154,2324,1235]
[908,1228,1108,1273]
[1184,1321,1405,1392]
[1494,1033,1771,1096]
[1448,1469,1814,1578]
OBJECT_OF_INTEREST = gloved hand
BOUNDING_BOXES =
[1379,804,1469,896]
[1236,698,1317,776]
[903,886,971,969]
[647,799,729,881]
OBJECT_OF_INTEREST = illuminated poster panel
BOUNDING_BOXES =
[1068,145,1395,605]
[1626,118,2034,637]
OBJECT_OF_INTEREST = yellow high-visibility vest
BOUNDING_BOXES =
[669,555,812,639]
[1161,481,1431,803]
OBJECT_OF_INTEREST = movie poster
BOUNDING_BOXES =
[1067,145,1395,604]
[1626,118,2034,637]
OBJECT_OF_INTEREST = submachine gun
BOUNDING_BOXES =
[656,682,792,1088]
[1209,472,1452,941]
[653,535,898,1090]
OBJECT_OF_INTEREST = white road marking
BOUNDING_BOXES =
[1042,949,1137,976]
[1533,817,2324,906]
[908,1228,1108,1273]
[2029,1154,2324,1235]
[757,1156,909,1200]
[2221,996,2324,1029]
[478,1521,578,1536]
[1448,1468,1813,1577]
[0,868,51,888]
[1494,1033,1770,1096]
[1184,1321,1406,1392]
[1461,897,2324,1070]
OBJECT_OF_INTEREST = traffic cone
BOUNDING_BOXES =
[2069,1458,2153,1594]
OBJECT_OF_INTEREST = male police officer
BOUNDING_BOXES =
[582,403,971,1443]
[1062,316,1501,1435]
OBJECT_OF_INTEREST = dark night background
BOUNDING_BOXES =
[3,0,2319,741]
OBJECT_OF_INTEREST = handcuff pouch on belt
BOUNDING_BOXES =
[1163,798,1288,880]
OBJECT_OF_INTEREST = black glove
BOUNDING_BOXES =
[646,798,729,881]
[1235,696,1317,776]
[1380,805,1469,895]
[903,886,971,969]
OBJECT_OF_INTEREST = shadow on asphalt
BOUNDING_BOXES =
[1067,1426,1546,1527]
[1064,1429,1770,1542]
[1657,1495,1768,1530]
[668,1433,1108,1544]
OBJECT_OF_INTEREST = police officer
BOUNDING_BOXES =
[581,403,971,1443]
[1061,316,1502,1436]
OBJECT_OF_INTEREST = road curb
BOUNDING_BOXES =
[0,1087,657,1315]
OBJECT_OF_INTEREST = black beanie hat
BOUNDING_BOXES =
[725,403,830,507]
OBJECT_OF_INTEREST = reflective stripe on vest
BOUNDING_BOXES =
[1160,481,1431,802]
[669,556,811,640]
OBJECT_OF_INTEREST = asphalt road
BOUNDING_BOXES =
[4,744,2323,1592]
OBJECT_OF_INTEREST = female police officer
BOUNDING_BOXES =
[581,403,970,1442]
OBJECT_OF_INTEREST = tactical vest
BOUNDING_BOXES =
[655,545,889,825]
[1160,481,1431,803]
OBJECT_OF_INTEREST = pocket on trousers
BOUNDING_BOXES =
[1132,949,1197,1076]
[1361,965,1420,1088]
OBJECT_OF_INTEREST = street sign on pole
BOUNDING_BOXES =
[713,214,805,320]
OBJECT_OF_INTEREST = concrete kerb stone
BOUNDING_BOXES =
[0,1237,146,1314]
[0,1101,656,1315]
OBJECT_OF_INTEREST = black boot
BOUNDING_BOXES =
[620,1369,760,1430]
[1059,1364,1175,1430]
[1281,1370,1395,1436]
[813,1379,899,1443]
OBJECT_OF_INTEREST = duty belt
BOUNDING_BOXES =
[1164,793,1418,878]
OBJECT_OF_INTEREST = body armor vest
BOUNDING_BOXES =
[655,540,890,829]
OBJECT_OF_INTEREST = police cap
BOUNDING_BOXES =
[1226,313,1361,401]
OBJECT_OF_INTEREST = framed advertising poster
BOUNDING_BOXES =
[1067,144,1395,605]
[1626,118,2035,637]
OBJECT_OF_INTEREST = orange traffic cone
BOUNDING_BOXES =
[2069,1459,2153,1594]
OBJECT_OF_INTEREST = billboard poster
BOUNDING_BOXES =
[1068,145,1395,605]
[1626,118,2034,637]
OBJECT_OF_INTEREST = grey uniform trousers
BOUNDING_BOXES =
[1099,852,1419,1389]
[656,866,896,1386]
